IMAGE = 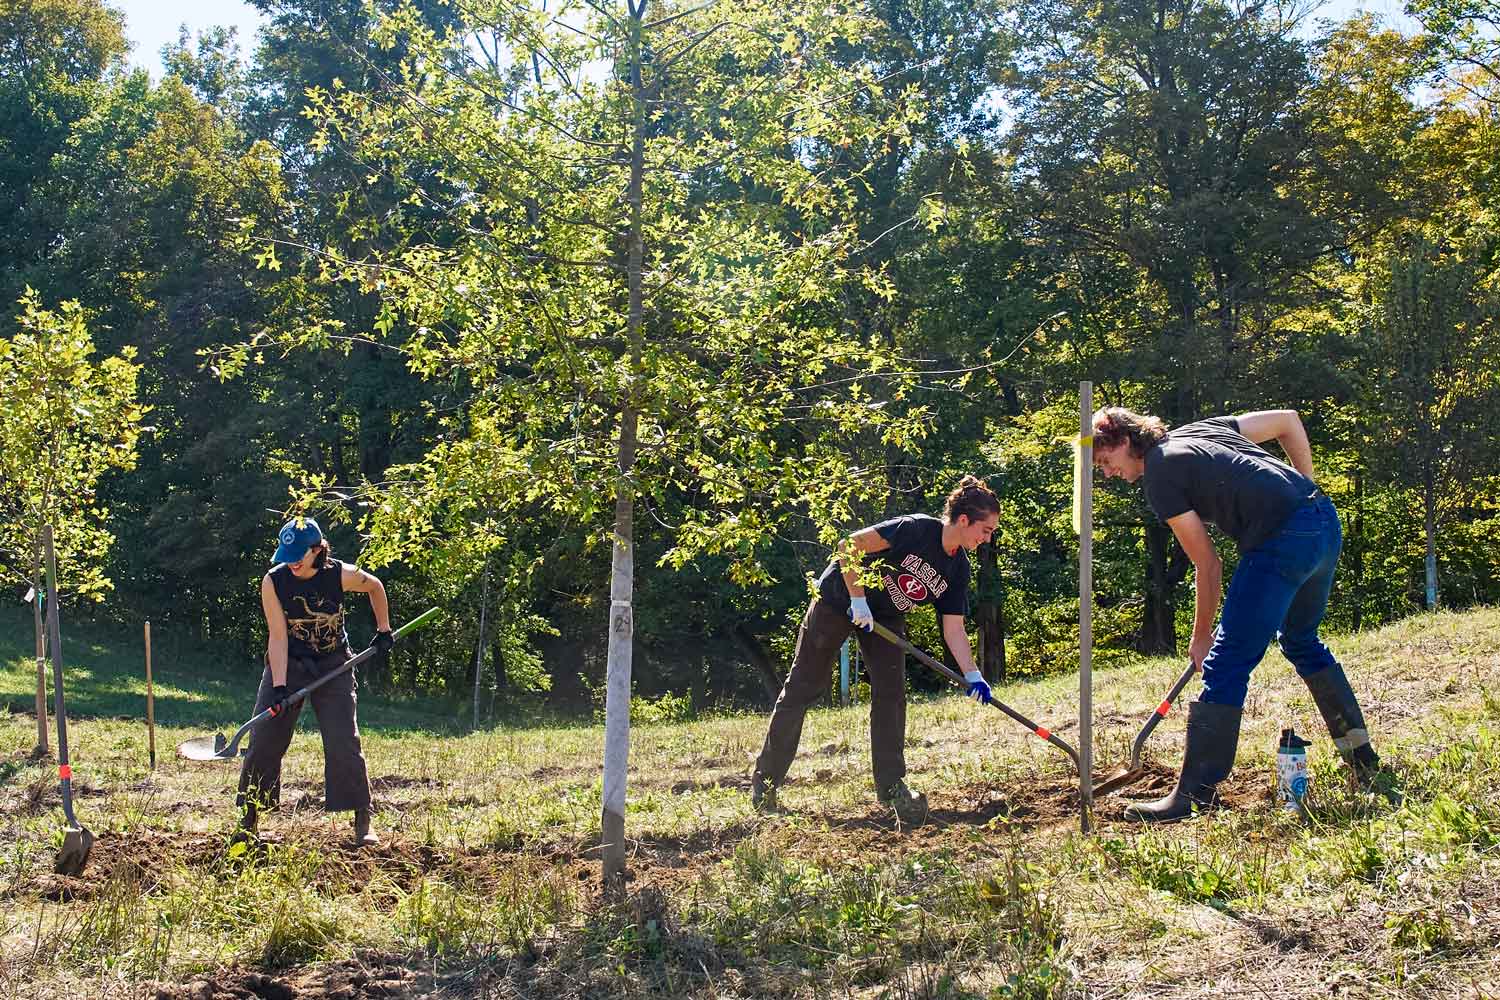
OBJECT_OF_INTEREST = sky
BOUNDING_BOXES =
[110,0,1422,77]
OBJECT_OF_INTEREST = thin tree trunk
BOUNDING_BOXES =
[472,559,490,731]
[1423,461,1438,610]
[1351,465,1364,631]
[975,540,1005,683]
[601,0,647,891]
[32,545,48,754]
[1137,522,1178,655]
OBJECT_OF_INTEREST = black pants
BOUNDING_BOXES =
[236,650,372,814]
[755,599,908,789]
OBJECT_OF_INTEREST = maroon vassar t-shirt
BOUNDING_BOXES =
[816,514,970,621]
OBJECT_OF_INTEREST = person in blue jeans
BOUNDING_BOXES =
[1091,407,1381,822]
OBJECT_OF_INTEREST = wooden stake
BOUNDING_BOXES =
[145,621,156,771]
[1079,381,1094,833]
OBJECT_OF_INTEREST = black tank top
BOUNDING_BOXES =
[271,559,349,659]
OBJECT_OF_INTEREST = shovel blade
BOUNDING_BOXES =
[1091,767,1148,798]
[177,733,232,761]
[54,826,95,876]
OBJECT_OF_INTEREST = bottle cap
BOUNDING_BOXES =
[1279,727,1311,750]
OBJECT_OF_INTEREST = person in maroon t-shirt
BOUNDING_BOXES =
[752,476,1000,823]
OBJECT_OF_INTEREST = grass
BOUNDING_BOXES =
[1,606,1498,998]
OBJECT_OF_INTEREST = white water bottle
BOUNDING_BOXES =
[1277,728,1311,811]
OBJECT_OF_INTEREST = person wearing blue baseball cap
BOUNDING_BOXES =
[235,516,394,847]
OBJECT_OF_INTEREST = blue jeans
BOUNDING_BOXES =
[1200,495,1343,707]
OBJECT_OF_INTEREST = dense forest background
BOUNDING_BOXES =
[3,0,1497,714]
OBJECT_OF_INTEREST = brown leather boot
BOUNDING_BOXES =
[352,809,379,847]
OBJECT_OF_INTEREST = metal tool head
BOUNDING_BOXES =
[1091,766,1149,798]
[54,825,95,876]
[177,732,233,761]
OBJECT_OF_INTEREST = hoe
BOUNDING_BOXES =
[44,527,94,877]
[1091,659,1199,796]
[869,622,1081,774]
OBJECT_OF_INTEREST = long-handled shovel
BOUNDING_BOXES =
[869,622,1081,774]
[1091,659,1198,796]
[44,526,94,876]
[176,607,443,762]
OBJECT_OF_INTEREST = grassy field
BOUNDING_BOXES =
[1,606,1497,998]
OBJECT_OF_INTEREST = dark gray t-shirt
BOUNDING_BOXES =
[816,514,971,620]
[1143,416,1318,552]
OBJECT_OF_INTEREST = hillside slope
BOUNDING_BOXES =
[1,608,1497,998]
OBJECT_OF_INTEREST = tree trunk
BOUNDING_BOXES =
[472,559,490,731]
[1137,522,1179,655]
[32,546,48,754]
[601,2,647,891]
[974,540,1005,683]
[1351,465,1365,631]
[1423,461,1438,610]
[734,625,783,702]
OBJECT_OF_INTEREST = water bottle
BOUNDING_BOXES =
[1277,728,1311,811]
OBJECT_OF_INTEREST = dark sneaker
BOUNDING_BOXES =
[750,772,778,812]
[352,809,380,847]
[877,780,929,825]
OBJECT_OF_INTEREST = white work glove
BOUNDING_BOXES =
[848,596,874,631]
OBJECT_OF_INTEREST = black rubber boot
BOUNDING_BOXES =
[877,779,929,825]
[1302,664,1380,777]
[228,801,259,852]
[1124,701,1243,823]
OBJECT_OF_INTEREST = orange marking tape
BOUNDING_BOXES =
[59,764,72,780]
[1035,727,1051,741]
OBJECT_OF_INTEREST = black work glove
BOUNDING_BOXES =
[372,629,394,655]
[268,684,291,716]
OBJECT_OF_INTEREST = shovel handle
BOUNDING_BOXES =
[868,621,1081,772]
[220,607,444,757]
[1127,659,1199,771]
[42,527,85,830]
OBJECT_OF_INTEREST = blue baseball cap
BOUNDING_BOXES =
[273,517,323,564]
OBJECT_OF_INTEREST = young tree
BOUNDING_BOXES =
[1360,229,1500,608]
[227,0,920,885]
[0,292,145,747]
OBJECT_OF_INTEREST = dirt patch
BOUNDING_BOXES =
[369,775,441,793]
[669,773,749,794]
[1,776,107,817]
[153,951,435,1000]
[9,825,580,906]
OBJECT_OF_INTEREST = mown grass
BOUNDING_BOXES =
[0,607,1497,998]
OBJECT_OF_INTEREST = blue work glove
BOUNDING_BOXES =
[963,670,992,705]
[848,596,874,631]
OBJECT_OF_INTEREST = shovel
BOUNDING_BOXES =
[177,606,443,762]
[43,526,94,876]
[1091,659,1198,796]
[869,622,1081,774]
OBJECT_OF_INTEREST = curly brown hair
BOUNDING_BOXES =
[1091,407,1170,458]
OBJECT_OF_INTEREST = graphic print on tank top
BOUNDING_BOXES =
[272,560,349,658]
[288,594,346,654]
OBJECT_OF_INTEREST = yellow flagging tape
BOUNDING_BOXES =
[1072,436,1084,535]
[1063,433,1094,535]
